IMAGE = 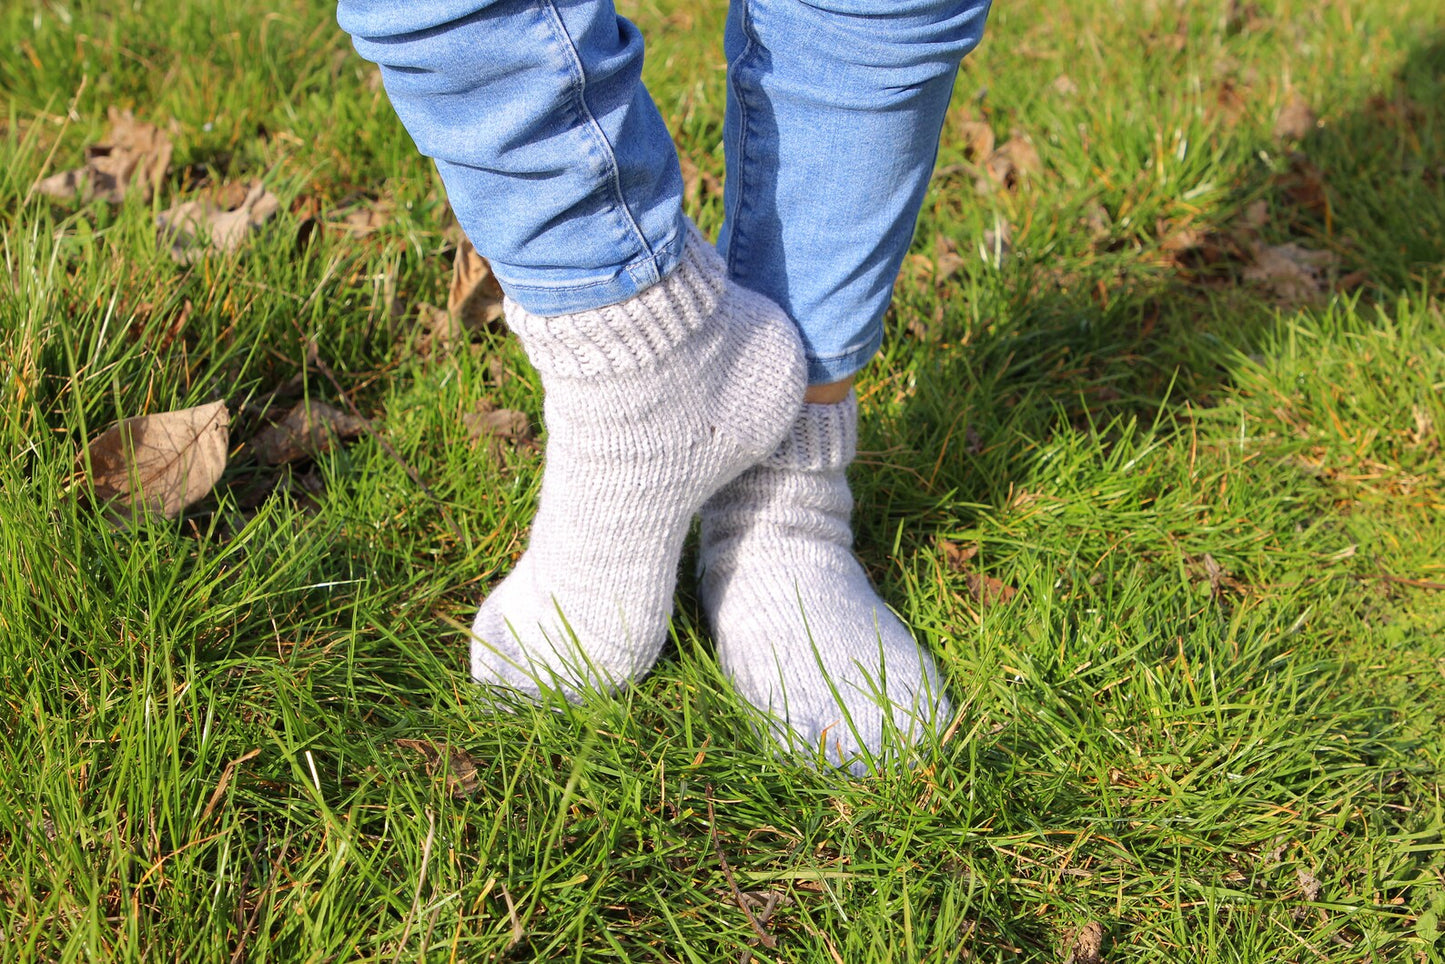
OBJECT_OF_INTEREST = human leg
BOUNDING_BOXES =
[338,0,807,696]
[337,0,685,314]
[718,0,990,384]
[702,0,990,768]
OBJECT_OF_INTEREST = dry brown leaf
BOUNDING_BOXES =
[395,739,482,798]
[1157,218,1207,256]
[677,150,723,211]
[980,130,1041,193]
[34,107,173,204]
[1274,91,1318,141]
[1277,154,1330,216]
[966,572,1018,607]
[157,181,281,263]
[1211,79,1250,127]
[1243,242,1337,304]
[84,401,229,520]
[938,539,979,571]
[249,401,367,466]
[981,220,1012,266]
[1225,0,1267,33]
[449,238,506,332]
[463,401,531,444]
[464,399,536,462]
[1064,921,1106,964]
[1081,201,1112,244]
[330,198,394,238]
[940,538,1017,607]
[1241,199,1270,231]
[957,118,996,162]
[413,303,465,358]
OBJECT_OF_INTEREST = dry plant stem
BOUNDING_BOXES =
[707,786,777,950]
[1368,570,1445,591]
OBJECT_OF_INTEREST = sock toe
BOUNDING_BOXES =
[700,394,952,771]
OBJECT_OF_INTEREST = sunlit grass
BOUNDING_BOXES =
[1,0,1442,960]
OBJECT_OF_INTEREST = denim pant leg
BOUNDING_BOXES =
[337,0,687,314]
[720,0,992,384]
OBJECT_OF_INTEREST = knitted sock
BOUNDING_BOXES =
[699,394,950,771]
[470,225,806,698]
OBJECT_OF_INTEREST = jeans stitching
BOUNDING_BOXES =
[724,0,760,279]
[539,1,660,275]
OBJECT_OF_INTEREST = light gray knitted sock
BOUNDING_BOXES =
[470,225,806,699]
[699,394,950,772]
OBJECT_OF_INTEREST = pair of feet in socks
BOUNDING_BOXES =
[469,225,949,771]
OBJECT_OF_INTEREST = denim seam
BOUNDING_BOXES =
[494,224,685,296]
[539,1,661,282]
[806,327,884,384]
[724,0,760,280]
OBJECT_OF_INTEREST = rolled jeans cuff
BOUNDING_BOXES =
[805,325,885,385]
[492,216,688,316]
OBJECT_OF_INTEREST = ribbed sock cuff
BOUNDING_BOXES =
[765,392,857,472]
[502,222,726,379]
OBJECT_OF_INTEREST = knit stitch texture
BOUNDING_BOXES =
[470,223,807,698]
[699,394,951,772]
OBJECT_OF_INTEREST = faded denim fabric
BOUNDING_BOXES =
[338,0,990,383]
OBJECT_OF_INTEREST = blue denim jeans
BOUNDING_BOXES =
[338,0,990,384]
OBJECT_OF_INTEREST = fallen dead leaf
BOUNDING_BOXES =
[1157,217,1207,257]
[395,739,483,798]
[249,401,367,465]
[157,181,281,263]
[980,130,1041,193]
[463,401,531,443]
[1274,91,1318,141]
[465,399,536,461]
[413,303,465,358]
[934,234,966,282]
[1276,153,1330,217]
[940,538,1018,607]
[1081,201,1112,244]
[981,220,1012,267]
[1225,0,1268,33]
[1242,241,1338,304]
[34,107,173,204]
[957,117,996,162]
[938,539,979,571]
[677,149,723,212]
[1297,867,1322,902]
[449,238,505,332]
[84,400,229,520]
[329,197,394,238]
[965,571,1018,607]
[1242,199,1270,230]
[1064,921,1106,964]
[1211,79,1251,126]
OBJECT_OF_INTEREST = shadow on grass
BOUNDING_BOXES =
[887,34,1444,512]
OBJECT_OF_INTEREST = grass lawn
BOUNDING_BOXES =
[2,0,1443,960]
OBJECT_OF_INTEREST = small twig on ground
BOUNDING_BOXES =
[498,882,523,950]
[230,835,282,964]
[1366,570,1445,591]
[798,917,846,964]
[200,748,261,824]
[392,809,436,964]
[707,785,777,951]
